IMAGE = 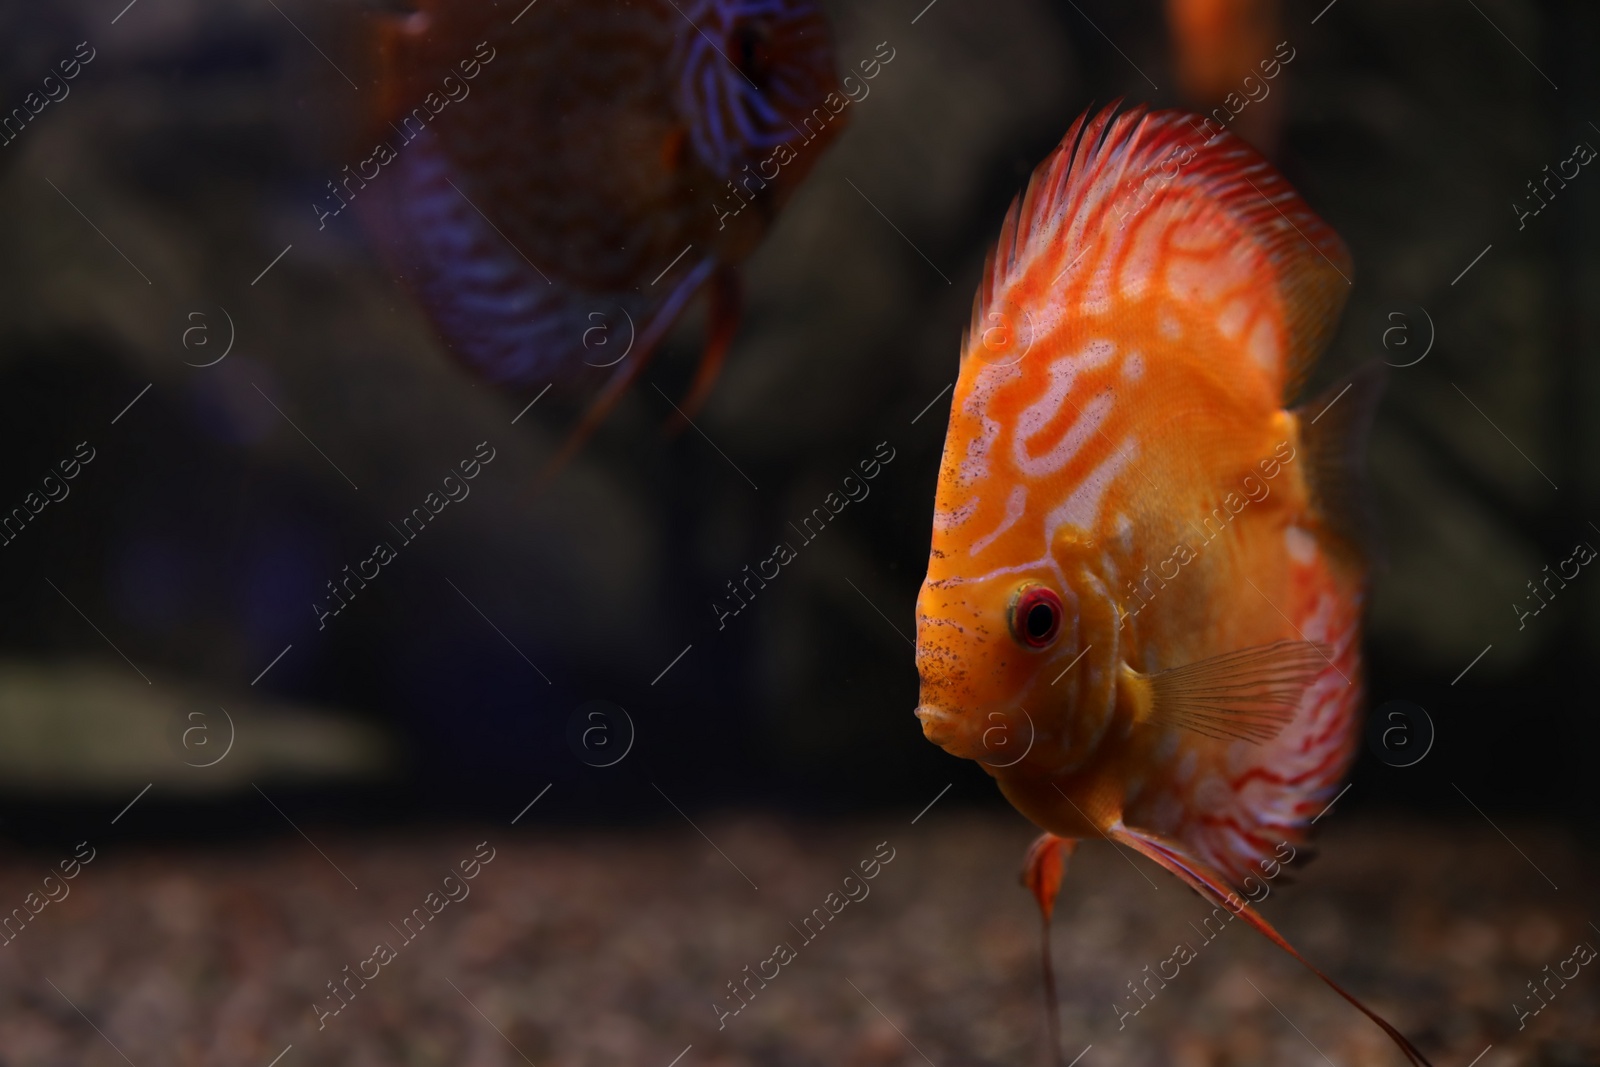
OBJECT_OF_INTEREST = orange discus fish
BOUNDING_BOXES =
[913,103,1430,1064]
[356,0,844,463]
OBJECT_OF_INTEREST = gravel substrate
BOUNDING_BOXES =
[0,812,1592,1067]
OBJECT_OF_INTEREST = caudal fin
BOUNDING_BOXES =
[1294,362,1385,561]
[1110,822,1434,1067]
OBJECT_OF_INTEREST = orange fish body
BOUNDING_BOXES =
[917,106,1355,882]
[355,0,843,451]
[914,104,1429,1063]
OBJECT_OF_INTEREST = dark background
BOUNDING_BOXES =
[0,0,1593,845]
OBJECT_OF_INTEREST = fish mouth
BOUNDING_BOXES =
[915,703,974,758]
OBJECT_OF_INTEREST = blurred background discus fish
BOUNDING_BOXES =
[913,102,1433,1064]
[1165,0,1284,154]
[356,0,845,465]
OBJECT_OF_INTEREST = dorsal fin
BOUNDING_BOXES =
[967,101,1352,403]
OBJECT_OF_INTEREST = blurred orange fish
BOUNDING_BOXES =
[913,103,1430,1064]
[1166,0,1284,153]
[355,0,845,462]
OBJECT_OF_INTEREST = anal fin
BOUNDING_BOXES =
[1109,822,1434,1067]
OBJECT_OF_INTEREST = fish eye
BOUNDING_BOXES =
[1010,585,1063,649]
[730,19,773,88]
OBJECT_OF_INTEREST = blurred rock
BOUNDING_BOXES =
[0,658,391,793]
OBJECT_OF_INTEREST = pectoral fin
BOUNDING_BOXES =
[1126,639,1328,744]
[1109,822,1434,1067]
[663,264,741,437]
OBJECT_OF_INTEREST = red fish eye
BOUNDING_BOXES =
[1011,585,1063,648]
